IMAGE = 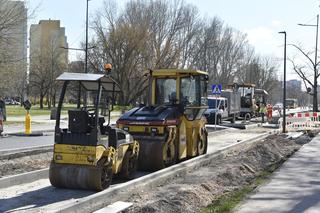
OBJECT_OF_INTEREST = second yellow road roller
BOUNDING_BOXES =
[117,69,209,171]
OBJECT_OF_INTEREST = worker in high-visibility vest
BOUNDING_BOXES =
[259,102,267,123]
[267,104,273,123]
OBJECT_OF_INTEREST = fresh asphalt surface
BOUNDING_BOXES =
[0,133,54,151]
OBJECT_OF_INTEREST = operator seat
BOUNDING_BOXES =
[68,109,90,133]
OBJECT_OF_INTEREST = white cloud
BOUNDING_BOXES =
[271,20,282,27]
[244,27,273,45]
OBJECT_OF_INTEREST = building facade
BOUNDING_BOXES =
[0,0,27,97]
[29,19,68,106]
[30,20,68,73]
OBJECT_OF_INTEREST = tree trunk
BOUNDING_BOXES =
[40,94,44,109]
[313,76,318,112]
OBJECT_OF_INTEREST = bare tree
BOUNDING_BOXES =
[289,44,319,111]
[237,56,278,92]
[88,0,278,105]
[29,35,67,108]
[90,0,202,105]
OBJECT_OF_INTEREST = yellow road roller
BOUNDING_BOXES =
[49,67,139,191]
[117,69,208,171]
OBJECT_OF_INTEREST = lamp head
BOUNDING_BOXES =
[104,63,112,74]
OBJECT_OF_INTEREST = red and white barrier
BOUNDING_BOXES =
[278,112,320,132]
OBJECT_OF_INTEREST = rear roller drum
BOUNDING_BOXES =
[138,140,177,171]
[49,161,113,191]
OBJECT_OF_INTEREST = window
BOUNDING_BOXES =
[181,75,207,120]
[208,99,220,109]
[155,78,176,105]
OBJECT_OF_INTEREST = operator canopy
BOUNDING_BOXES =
[57,72,121,92]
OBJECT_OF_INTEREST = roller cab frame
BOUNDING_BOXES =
[117,69,208,171]
[49,72,139,191]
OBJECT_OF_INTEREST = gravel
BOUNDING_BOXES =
[126,132,317,213]
[0,152,52,178]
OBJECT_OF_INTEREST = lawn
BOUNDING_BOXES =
[5,104,124,117]
[5,104,77,117]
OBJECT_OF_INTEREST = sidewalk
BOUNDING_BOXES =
[235,134,320,213]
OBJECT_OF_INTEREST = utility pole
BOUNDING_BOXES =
[279,31,287,133]
[84,0,91,106]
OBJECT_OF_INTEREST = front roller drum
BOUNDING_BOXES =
[138,140,176,171]
[49,161,112,191]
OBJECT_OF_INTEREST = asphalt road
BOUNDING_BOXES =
[0,133,54,151]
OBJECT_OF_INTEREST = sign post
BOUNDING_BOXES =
[212,84,222,130]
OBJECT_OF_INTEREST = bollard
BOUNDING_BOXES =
[25,110,31,134]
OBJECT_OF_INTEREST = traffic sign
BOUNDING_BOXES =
[212,84,222,94]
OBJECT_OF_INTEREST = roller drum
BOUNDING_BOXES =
[138,140,166,171]
[49,161,112,191]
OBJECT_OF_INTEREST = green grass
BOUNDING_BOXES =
[4,120,42,125]
[6,105,54,116]
[203,164,279,213]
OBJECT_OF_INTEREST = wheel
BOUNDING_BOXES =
[197,130,207,155]
[244,113,251,121]
[163,141,176,167]
[99,165,113,191]
[120,150,137,179]
[231,114,236,123]
[217,115,222,124]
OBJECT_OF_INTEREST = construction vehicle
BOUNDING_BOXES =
[204,89,241,124]
[117,69,208,171]
[49,65,139,191]
[233,83,268,119]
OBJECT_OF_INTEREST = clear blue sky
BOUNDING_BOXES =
[28,0,320,79]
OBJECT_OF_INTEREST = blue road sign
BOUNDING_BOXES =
[212,84,222,94]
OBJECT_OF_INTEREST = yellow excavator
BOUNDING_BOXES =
[49,65,139,191]
[117,69,208,171]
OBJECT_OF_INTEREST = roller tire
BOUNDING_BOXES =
[217,115,222,125]
[197,131,208,156]
[120,150,137,180]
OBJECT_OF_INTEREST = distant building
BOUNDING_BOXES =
[287,79,301,91]
[29,20,68,104]
[69,61,84,73]
[30,20,68,73]
[0,0,28,96]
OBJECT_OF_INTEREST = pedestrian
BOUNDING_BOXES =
[0,96,5,135]
[0,96,6,121]
[259,102,266,123]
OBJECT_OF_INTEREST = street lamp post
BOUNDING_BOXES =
[279,31,287,133]
[298,14,319,112]
[84,0,91,106]
[85,0,90,74]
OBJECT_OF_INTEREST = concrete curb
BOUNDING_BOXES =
[0,168,48,189]
[54,131,277,213]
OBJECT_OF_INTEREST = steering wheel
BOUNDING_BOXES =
[87,108,96,118]
[81,107,95,118]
